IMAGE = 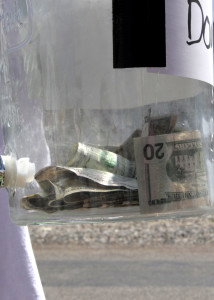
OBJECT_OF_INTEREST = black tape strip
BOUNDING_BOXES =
[113,0,166,68]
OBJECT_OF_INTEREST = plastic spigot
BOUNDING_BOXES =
[1,156,35,188]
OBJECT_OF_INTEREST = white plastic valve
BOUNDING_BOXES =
[1,156,35,188]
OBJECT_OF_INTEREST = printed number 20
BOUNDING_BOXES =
[143,143,164,160]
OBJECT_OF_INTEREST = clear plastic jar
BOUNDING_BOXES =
[0,0,213,225]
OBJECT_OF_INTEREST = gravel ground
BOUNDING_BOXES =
[29,216,214,248]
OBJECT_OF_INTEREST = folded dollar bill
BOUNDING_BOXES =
[21,190,139,213]
[35,166,138,190]
[20,166,138,213]
[134,130,209,214]
[142,112,177,137]
[148,114,177,136]
[67,143,136,178]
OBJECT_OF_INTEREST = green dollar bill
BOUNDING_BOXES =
[66,143,136,178]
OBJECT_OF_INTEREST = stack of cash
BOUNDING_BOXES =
[21,166,138,213]
[20,112,208,214]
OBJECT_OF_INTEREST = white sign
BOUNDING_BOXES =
[150,0,213,86]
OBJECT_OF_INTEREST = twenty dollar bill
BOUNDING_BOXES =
[134,130,209,213]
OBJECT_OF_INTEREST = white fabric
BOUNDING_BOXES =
[0,189,46,300]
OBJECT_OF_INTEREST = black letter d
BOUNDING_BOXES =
[187,0,204,45]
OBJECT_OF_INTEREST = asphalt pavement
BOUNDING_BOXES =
[34,245,214,300]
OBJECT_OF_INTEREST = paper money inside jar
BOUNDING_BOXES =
[20,113,209,215]
[134,130,209,214]
[19,113,180,214]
